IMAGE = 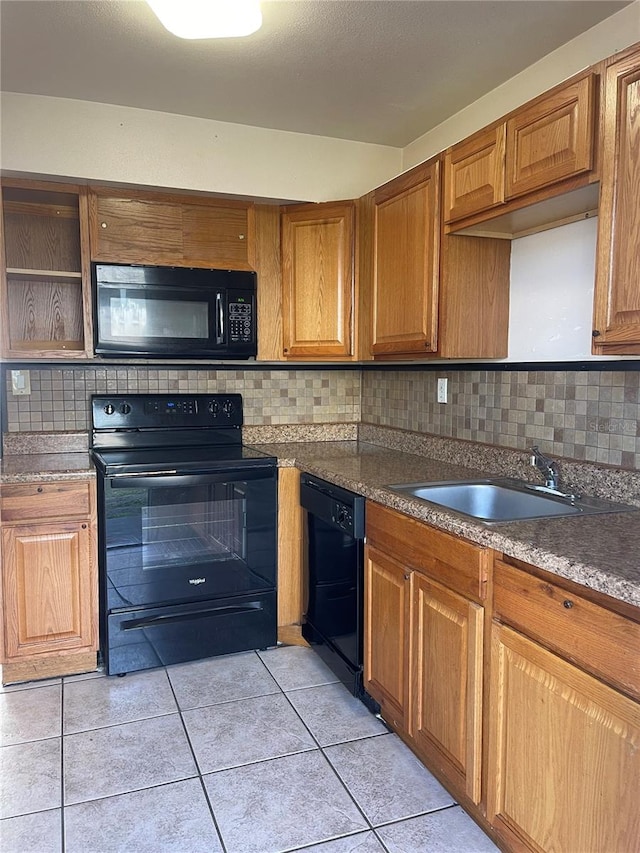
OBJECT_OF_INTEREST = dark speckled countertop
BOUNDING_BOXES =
[250,440,640,610]
[0,452,94,483]
[2,435,639,609]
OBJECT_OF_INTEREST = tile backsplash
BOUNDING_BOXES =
[362,369,640,470]
[4,368,361,432]
[4,365,640,471]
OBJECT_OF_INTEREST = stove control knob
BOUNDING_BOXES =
[120,403,131,415]
[103,404,115,415]
[208,400,220,415]
[222,400,235,416]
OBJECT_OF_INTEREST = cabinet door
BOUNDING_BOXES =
[181,201,251,269]
[282,202,354,358]
[488,624,640,852]
[364,544,411,731]
[592,49,640,353]
[443,125,506,223]
[505,74,597,200]
[412,574,484,804]
[89,193,183,264]
[372,160,440,357]
[1,521,96,659]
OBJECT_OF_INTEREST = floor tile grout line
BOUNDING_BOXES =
[164,665,229,853]
[62,707,182,738]
[370,801,461,829]
[279,687,376,833]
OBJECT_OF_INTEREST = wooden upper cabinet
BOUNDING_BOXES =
[372,159,440,357]
[443,72,598,232]
[592,47,640,354]
[444,126,506,223]
[0,179,92,358]
[89,188,253,270]
[505,73,597,200]
[281,201,354,359]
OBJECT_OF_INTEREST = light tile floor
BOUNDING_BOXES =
[0,645,500,853]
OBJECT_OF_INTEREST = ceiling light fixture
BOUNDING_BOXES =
[146,0,262,40]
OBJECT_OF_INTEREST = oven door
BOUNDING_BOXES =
[98,467,277,613]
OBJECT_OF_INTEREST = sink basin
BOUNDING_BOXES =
[387,478,635,523]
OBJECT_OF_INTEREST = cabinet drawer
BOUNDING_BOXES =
[366,502,489,602]
[494,559,640,699]
[1,481,91,522]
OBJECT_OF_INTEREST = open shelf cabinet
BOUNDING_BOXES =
[1,179,93,358]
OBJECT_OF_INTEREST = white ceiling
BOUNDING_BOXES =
[0,0,633,147]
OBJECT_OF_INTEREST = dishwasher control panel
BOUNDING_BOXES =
[299,474,365,539]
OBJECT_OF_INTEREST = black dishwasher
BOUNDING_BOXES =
[300,474,378,710]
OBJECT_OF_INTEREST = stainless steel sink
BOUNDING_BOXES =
[387,478,635,523]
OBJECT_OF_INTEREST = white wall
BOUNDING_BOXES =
[3,3,638,201]
[402,1,640,170]
[0,93,401,202]
[508,218,602,362]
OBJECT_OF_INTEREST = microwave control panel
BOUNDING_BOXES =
[229,299,254,344]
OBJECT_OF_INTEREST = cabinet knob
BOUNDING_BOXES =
[563,599,574,609]
[100,221,108,229]
[404,573,410,581]
[37,486,43,493]
[81,524,87,529]
[592,330,601,338]
[424,342,431,348]
[238,234,245,240]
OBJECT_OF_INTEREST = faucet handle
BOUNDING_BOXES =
[529,445,559,490]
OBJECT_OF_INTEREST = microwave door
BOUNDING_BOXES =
[96,283,218,355]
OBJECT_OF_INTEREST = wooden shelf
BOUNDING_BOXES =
[8,339,84,352]
[7,268,83,280]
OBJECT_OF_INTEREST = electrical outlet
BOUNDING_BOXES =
[437,377,448,403]
[11,369,31,396]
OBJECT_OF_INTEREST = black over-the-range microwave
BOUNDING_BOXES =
[92,262,257,359]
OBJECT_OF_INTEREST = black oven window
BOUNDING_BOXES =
[106,483,246,569]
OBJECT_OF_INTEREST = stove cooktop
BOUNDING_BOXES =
[91,444,276,476]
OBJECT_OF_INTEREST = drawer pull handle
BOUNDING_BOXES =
[37,487,43,493]
[563,599,574,609]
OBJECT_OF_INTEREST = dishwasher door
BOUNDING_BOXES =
[300,475,375,707]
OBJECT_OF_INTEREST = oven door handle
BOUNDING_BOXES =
[107,468,274,489]
[121,601,263,631]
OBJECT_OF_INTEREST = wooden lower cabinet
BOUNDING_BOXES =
[2,522,93,657]
[364,504,640,851]
[364,544,411,731]
[364,502,488,807]
[412,573,484,804]
[0,478,98,682]
[488,623,640,852]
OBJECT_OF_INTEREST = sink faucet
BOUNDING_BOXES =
[529,446,560,490]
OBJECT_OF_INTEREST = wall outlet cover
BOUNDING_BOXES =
[11,369,31,396]
[437,377,448,403]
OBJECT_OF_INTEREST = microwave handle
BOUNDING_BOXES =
[215,293,224,345]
